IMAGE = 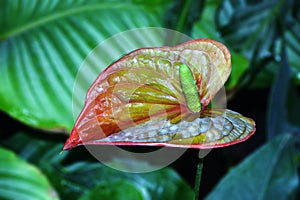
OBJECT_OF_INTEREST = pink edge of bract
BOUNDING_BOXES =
[63,128,82,151]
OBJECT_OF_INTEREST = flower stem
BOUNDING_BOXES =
[194,158,203,200]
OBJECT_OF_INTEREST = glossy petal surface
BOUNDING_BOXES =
[64,39,255,150]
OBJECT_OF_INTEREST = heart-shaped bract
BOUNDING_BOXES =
[63,39,255,150]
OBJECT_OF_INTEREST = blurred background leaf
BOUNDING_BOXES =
[1,132,194,200]
[0,0,172,132]
[216,0,300,88]
[267,37,300,139]
[286,20,300,85]
[165,0,204,34]
[206,134,299,200]
[0,147,58,200]
[79,180,145,200]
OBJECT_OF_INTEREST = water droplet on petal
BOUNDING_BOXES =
[96,87,104,93]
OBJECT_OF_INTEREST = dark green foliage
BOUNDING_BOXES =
[206,134,299,200]
[1,133,194,200]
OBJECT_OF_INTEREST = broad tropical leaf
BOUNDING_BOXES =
[206,134,299,200]
[79,180,145,200]
[1,132,194,200]
[0,147,58,200]
[64,39,255,150]
[0,0,172,131]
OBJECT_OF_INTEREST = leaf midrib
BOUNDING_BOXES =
[0,3,145,41]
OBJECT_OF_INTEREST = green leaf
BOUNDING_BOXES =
[286,20,300,85]
[247,18,300,88]
[1,132,194,200]
[205,134,299,200]
[0,147,58,200]
[79,180,145,200]
[225,52,249,89]
[165,0,204,34]
[0,0,172,131]
[191,0,222,40]
[216,0,300,87]
[54,160,194,200]
[216,0,284,57]
[267,37,300,138]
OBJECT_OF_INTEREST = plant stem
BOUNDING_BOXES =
[194,158,203,200]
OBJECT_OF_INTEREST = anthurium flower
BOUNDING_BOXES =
[63,39,255,150]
